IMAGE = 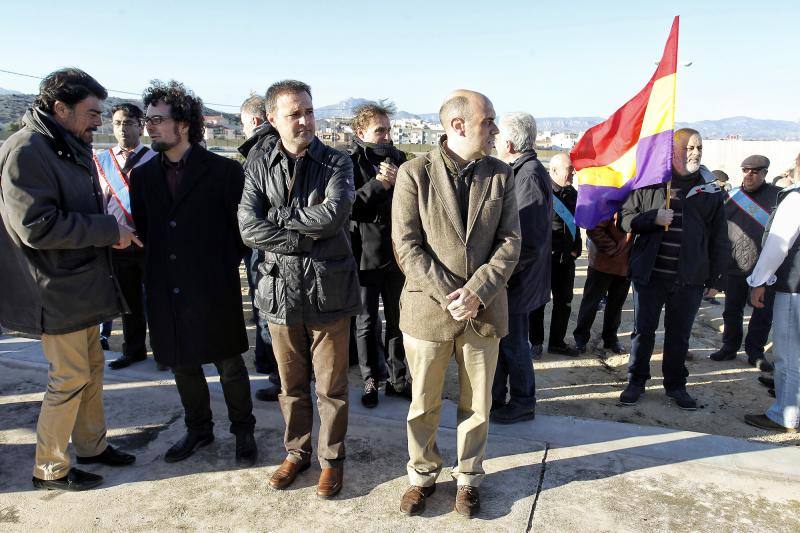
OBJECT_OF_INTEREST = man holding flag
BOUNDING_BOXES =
[568,17,728,410]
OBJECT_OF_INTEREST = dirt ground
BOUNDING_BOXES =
[93,256,797,448]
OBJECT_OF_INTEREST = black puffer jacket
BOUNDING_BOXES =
[348,140,407,272]
[620,168,729,290]
[0,108,121,335]
[724,181,780,276]
[238,123,279,168]
[238,137,361,326]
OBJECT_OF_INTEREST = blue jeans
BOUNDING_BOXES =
[629,277,703,391]
[766,292,800,429]
[493,312,536,409]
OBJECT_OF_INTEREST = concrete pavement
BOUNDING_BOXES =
[1,334,798,532]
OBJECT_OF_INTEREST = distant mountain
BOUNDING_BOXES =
[315,97,419,120]
[0,87,21,95]
[675,116,800,141]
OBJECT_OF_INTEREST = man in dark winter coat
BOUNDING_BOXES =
[619,128,729,411]
[490,111,551,424]
[709,155,779,371]
[529,153,582,357]
[348,102,410,408]
[238,93,282,402]
[238,80,359,499]
[131,80,257,466]
[0,68,137,491]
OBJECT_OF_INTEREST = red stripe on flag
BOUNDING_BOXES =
[571,16,679,170]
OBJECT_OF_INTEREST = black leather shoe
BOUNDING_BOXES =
[385,381,413,400]
[548,343,579,357]
[108,355,146,370]
[33,468,103,491]
[77,444,136,466]
[619,383,645,406]
[758,375,775,388]
[490,404,535,424]
[709,349,737,361]
[100,336,110,351]
[575,342,588,355]
[361,377,378,408]
[666,389,697,411]
[604,342,626,355]
[235,433,258,466]
[255,382,280,402]
[164,432,214,463]
[749,357,774,373]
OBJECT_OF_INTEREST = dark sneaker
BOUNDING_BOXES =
[531,344,543,360]
[619,383,645,406]
[603,342,626,355]
[33,468,103,491]
[666,389,697,411]
[361,377,378,408]
[749,357,774,373]
[490,404,535,425]
[548,343,579,357]
[709,349,737,362]
[454,485,480,518]
[385,381,413,400]
[744,413,797,433]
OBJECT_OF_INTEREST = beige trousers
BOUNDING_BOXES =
[33,326,108,479]
[404,325,499,487]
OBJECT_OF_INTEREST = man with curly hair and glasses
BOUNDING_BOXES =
[130,80,257,466]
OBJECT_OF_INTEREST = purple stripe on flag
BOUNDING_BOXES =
[575,129,673,229]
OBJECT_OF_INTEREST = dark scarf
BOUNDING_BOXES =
[353,137,404,167]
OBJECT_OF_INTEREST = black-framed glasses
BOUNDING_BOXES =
[143,115,172,125]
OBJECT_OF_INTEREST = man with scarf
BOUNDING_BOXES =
[348,103,410,408]
[0,68,139,491]
[619,128,729,411]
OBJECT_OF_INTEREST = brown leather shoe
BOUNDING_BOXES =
[454,485,480,517]
[400,484,436,516]
[316,465,344,499]
[268,458,310,490]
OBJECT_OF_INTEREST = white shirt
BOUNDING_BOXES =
[747,189,800,287]
[97,143,156,231]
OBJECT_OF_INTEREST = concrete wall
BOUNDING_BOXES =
[702,139,800,186]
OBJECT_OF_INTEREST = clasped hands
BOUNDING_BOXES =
[446,287,481,321]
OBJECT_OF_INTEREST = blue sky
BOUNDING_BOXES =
[1,0,797,122]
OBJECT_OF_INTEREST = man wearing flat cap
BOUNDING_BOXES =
[710,155,780,371]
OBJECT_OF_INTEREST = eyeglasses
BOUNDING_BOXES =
[742,168,766,175]
[143,115,172,125]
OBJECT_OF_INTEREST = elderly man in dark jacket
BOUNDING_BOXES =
[491,112,551,424]
[238,80,359,499]
[619,128,729,411]
[131,80,257,466]
[710,154,779,371]
[0,68,138,491]
[348,102,410,408]
[573,213,632,354]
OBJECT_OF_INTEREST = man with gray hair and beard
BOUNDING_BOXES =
[491,111,552,424]
[619,128,729,411]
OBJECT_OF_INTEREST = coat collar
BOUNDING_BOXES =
[150,144,212,211]
[267,136,325,168]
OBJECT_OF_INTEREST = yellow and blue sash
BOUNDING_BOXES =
[93,149,133,224]
[726,188,770,228]
[553,195,577,239]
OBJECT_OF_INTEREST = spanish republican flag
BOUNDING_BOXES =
[570,16,679,229]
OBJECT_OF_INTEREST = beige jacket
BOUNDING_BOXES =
[391,147,521,341]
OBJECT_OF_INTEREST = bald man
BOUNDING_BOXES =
[392,90,520,518]
[619,128,729,411]
[529,153,582,357]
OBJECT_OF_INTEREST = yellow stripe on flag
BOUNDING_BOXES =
[576,143,638,188]
[640,73,676,138]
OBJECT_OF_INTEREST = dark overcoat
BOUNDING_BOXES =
[130,145,248,367]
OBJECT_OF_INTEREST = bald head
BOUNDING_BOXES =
[438,90,498,162]
[672,128,703,176]
[439,90,487,130]
[549,153,574,187]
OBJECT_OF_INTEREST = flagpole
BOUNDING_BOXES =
[665,180,672,231]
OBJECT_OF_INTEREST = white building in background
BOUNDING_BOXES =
[551,132,579,150]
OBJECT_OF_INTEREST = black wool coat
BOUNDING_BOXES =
[131,145,249,367]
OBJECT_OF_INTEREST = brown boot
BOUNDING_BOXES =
[400,484,436,516]
[316,465,343,499]
[268,458,310,490]
[454,485,480,517]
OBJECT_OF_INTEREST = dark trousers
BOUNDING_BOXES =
[356,267,407,386]
[722,275,774,359]
[573,267,631,346]
[112,249,148,358]
[493,312,536,409]
[172,355,255,436]
[246,249,279,380]
[629,277,703,391]
[530,254,575,347]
